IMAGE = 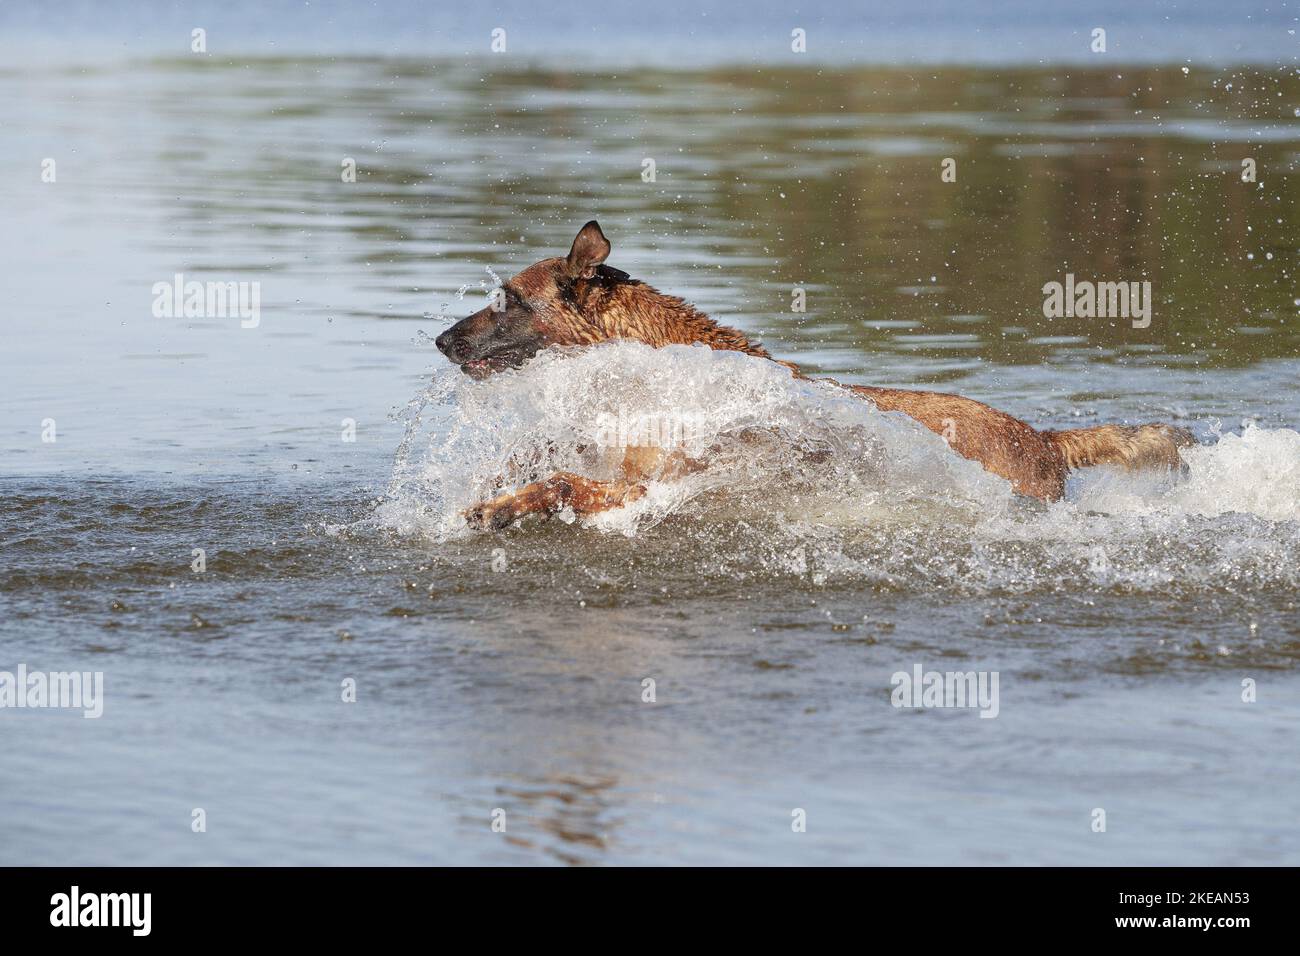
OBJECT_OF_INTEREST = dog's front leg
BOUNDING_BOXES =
[465,472,646,530]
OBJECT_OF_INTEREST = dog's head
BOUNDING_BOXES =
[436,220,625,379]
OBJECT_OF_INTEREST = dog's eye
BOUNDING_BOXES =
[506,291,534,313]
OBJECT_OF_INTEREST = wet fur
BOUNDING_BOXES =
[438,222,1194,525]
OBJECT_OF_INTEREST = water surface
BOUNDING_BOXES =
[2,53,1299,865]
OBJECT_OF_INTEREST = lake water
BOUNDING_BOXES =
[2,39,1299,864]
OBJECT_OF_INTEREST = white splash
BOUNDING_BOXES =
[370,342,1300,593]
[376,341,1013,538]
[1073,422,1300,523]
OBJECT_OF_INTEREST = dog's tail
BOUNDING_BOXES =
[1043,423,1195,473]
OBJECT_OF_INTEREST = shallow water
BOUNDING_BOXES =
[2,48,1299,865]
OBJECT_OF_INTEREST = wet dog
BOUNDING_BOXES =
[436,221,1193,528]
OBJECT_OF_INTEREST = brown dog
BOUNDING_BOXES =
[436,221,1193,528]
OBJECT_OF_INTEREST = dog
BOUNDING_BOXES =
[436,221,1194,529]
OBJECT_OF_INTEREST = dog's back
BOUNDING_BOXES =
[440,222,1197,521]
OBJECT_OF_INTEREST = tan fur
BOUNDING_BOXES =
[467,472,646,530]
[455,222,1195,525]
[847,386,1071,500]
[510,260,776,356]
[1043,423,1196,472]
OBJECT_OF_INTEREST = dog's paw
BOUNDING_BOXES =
[464,505,486,530]
[464,500,517,531]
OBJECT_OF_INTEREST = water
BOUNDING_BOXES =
[2,34,1299,864]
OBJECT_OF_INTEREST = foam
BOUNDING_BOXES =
[370,343,1300,592]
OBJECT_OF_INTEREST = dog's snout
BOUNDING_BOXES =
[436,330,469,363]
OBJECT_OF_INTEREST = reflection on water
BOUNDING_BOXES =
[1,55,1299,865]
[5,58,1299,474]
[7,61,1300,353]
[492,775,620,865]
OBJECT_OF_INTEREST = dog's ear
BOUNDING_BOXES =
[565,220,611,280]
